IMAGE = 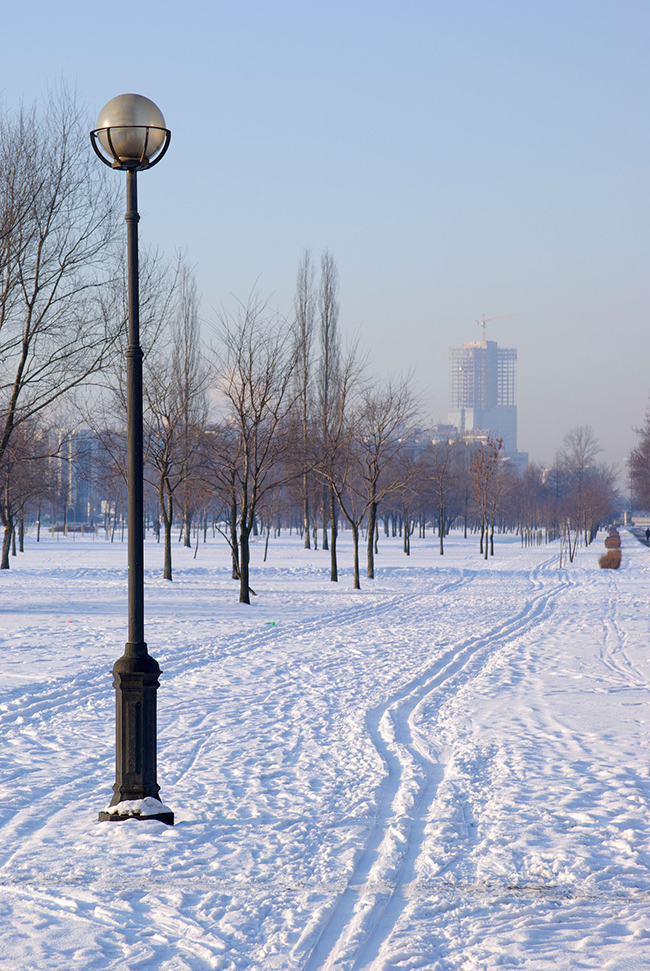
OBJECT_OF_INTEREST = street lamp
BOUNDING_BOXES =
[91,94,173,825]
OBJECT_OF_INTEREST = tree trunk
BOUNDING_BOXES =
[163,517,173,580]
[160,483,174,581]
[329,487,338,582]
[239,527,251,604]
[183,503,192,548]
[322,486,329,550]
[1,519,12,570]
[351,522,361,590]
[367,499,377,578]
[303,473,310,549]
[230,485,240,580]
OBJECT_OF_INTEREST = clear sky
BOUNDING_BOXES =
[2,0,649,475]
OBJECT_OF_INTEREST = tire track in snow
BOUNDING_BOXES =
[300,556,573,971]
[0,574,469,747]
[164,568,475,672]
[159,570,477,791]
[599,571,649,692]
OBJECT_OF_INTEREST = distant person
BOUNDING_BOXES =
[645,527,649,546]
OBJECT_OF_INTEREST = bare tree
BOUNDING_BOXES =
[0,420,52,568]
[514,463,549,547]
[629,405,650,510]
[143,266,208,580]
[313,342,363,583]
[557,426,617,561]
[173,268,207,549]
[0,88,120,485]
[318,250,340,556]
[87,251,186,571]
[316,364,417,588]
[392,448,426,556]
[293,249,316,549]
[360,375,418,578]
[320,408,364,588]
[427,437,462,555]
[210,296,298,603]
[471,436,503,559]
[560,426,598,561]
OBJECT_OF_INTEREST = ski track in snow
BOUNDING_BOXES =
[301,554,574,970]
[2,532,650,969]
[371,535,650,971]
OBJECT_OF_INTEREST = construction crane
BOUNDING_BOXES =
[475,313,518,343]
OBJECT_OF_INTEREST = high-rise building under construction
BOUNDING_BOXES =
[448,338,519,456]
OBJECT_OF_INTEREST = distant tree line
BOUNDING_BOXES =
[3,406,620,583]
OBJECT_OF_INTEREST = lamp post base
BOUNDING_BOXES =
[99,796,174,825]
[100,644,174,826]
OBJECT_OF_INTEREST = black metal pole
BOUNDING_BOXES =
[126,167,144,650]
[99,168,173,825]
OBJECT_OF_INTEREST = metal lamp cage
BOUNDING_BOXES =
[90,126,171,171]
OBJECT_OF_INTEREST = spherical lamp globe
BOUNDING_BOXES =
[95,94,167,166]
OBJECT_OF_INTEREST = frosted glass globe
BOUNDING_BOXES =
[96,94,166,163]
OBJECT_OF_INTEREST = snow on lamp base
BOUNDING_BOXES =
[99,796,174,825]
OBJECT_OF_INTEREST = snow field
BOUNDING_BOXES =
[1,528,650,969]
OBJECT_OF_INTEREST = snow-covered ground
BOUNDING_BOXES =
[1,526,650,970]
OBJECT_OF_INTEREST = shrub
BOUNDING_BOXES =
[599,550,621,569]
[604,536,621,549]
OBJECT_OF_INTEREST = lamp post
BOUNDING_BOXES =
[91,94,173,825]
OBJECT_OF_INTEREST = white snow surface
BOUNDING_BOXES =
[1,528,650,970]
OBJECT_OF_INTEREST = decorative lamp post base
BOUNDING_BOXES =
[99,645,174,826]
[99,796,174,825]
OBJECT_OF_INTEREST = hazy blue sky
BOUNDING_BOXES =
[2,0,650,473]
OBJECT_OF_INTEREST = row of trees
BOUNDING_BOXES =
[3,417,620,580]
[3,267,620,586]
